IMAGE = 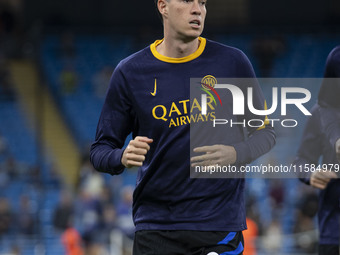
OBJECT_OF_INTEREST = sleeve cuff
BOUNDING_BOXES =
[293,157,312,185]
[299,173,311,185]
[108,148,126,175]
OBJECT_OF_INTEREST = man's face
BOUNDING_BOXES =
[162,0,207,40]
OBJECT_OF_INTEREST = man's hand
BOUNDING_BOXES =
[190,145,237,167]
[121,136,153,168]
[336,138,340,163]
[310,170,337,190]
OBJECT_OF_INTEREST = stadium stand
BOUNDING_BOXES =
[1,31,340,254]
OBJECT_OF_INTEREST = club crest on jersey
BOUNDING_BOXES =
[200,75,223,107]
[201,75,217,90]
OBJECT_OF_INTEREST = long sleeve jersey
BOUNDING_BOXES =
[90,37,276,232]
[319,46,340,148]
[294,105,340,245]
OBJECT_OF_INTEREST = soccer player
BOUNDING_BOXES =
[294,46,340,255]
[90,0,275,254]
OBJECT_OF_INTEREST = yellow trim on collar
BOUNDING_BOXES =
[150,37,206,63]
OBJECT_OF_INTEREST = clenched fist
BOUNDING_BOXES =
[121,136,153,168]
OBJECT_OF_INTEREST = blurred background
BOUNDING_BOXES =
[0,0,340,254]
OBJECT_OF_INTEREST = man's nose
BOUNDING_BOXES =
[191,1,202,15]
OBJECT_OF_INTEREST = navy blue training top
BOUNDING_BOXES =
[295,46,340,245]
[295,105,340,245]
[90,38,276,232]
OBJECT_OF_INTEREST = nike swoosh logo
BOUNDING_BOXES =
[151,79,157,96]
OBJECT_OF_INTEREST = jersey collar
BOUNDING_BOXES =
[150,37,206,63]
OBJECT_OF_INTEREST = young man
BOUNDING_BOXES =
[295,46,340,255]
[90,0,275,254]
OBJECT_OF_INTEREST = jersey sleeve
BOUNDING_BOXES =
[90,64,134,175]
[319,107,340,150]
[231,51,276,164]
[293,106,323,184]
[318,46,340,149]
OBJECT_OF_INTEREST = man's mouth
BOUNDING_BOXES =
[189,20,201,28]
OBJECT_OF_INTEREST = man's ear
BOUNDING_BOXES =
[158,0,168,19]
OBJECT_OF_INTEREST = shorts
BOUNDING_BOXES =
[133,230,244,255]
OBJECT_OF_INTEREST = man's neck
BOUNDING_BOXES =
[156,36,200,58]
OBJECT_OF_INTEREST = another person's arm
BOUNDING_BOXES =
[318,46,340,163]
[319,107,340,163]
[294,107,337,188]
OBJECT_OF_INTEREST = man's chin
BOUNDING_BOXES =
[180,32,203,42]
